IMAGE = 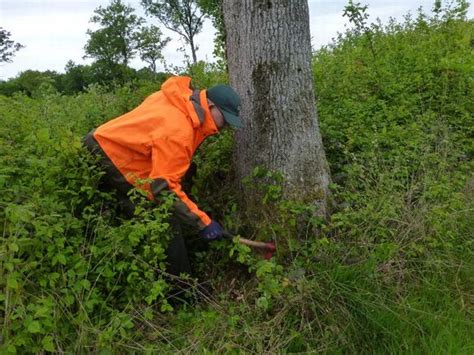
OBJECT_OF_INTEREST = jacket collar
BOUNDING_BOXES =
[190,90,206,124]
[193,89,219,138]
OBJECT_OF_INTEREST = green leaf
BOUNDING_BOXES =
[7,276,18,290]
[28,320,42,333]
[42,335,55,352]
[63,294,75,306]
[143,308,153,320]
[9,242,19,252]
[35,306,51,318]
[80,279,91,290]
[256,296,269,310]
[53,254,67,266]
[37,128,50,142]
[160,301,173,312]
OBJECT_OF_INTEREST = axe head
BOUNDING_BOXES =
[262,242,276,260]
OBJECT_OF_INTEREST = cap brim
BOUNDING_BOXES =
[222,110,244,128]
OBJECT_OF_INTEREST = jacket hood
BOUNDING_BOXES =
[161,76,218,138]
[161,76,202,128]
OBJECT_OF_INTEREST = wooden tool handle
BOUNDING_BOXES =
[223,232,275,251]
[238,237,273,249]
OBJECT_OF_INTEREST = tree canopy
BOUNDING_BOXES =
[0,27,24,63]
[136,25,171,73]
[141,0,205,64]
[84,0,144,66]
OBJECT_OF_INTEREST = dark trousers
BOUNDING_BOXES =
[83,132,192,277]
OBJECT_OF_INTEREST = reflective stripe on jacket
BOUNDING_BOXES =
[92,76,218,229]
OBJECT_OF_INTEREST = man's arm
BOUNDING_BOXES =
[149,136,211,230]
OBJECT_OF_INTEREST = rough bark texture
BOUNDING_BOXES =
[223,0,331,215]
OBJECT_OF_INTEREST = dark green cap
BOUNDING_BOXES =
[206,84,243,128]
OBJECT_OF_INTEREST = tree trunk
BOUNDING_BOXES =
[223,0,331,216]
[189,36,198,64]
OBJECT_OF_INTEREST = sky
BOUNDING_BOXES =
[0,0,472,80]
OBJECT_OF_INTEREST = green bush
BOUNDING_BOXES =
[314,0,473,255]
[0,87,178,351]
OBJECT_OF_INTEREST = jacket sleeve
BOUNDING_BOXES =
[148,136,211,230]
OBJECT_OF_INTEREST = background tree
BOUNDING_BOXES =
[0,27,24,63]
[84,0,144,68]
[136,25,171,73]
[61,60,94,94]
[7,70,60,96]
[223,0,331,217]
[141,0,205,64]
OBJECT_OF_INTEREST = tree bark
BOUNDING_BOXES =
[189,35,198,64]
[223,0,331,216]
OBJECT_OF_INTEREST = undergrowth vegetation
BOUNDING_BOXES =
[1,2,473,352]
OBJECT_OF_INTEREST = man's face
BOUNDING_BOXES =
[208,100,226,130]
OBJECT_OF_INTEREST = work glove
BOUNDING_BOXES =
[199,220,226,241]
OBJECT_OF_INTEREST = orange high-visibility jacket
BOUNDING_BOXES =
[92,76,218,229]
